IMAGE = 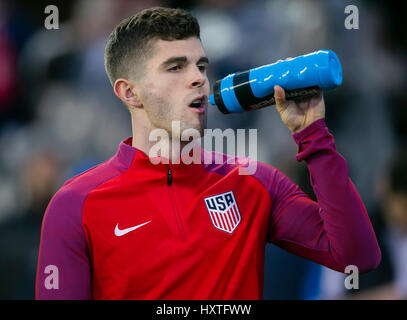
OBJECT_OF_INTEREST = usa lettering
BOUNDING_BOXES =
[205,193,233,211]
[200,304,252,315]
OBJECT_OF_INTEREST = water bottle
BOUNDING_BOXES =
[209,49,342,114]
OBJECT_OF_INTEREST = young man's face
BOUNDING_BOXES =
[136,37,210,137]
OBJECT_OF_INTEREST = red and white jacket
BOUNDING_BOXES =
[36,119,381,299]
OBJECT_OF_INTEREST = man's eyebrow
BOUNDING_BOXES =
[197,56,209,64]
[160,56,209,67]
[161,56,188,66]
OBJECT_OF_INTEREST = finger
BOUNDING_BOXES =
[295,88,323,104]
[274,85,286,105]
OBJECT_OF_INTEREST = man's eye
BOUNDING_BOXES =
[168,65,181,72]
[198,65,207,72]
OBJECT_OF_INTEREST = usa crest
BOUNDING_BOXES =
[204,191,241,234]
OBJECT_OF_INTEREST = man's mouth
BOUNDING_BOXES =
[188,95,207,113]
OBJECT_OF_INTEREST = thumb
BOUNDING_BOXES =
[274,85,286,108]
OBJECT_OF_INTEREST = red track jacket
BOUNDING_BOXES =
[36,119,381,299]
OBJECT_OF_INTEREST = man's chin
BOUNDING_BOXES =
[161,118,206,140]
[180,124,205,139]
[179,117,205,136]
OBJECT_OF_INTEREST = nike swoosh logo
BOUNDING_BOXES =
[114,220,152,237]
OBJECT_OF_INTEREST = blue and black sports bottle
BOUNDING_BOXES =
[209,49,342,114]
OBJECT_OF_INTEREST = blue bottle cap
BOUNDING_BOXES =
[317,50,343,89]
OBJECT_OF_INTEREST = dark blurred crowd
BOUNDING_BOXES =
[0,0,406,299]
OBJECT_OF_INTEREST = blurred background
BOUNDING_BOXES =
[0,0,406,299]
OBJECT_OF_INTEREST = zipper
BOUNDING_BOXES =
[167,168,172,186]
[167,165,186,241]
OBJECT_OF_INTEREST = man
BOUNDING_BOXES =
[36,7,381,299]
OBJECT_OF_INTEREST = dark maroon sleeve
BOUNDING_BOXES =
[35,185,92,299]
[267,118,381,273]
[35,145,134,300]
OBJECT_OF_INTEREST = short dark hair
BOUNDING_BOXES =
[104,7,201,86]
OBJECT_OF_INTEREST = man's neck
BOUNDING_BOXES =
[131,115,200,164]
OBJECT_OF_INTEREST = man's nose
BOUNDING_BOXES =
[189,66,206,88]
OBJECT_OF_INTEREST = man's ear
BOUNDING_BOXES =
[113,78,142,109]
